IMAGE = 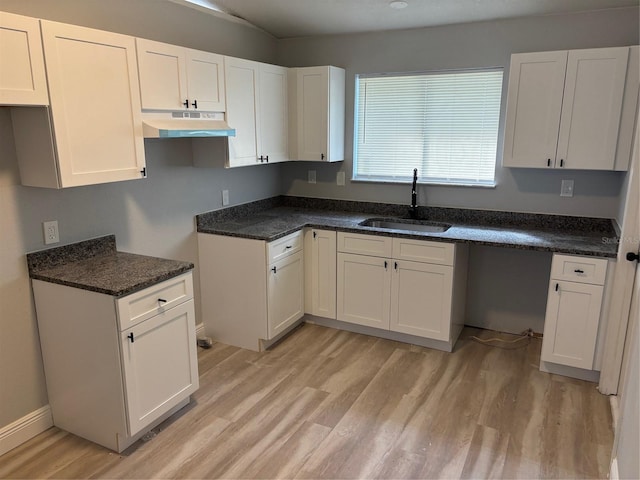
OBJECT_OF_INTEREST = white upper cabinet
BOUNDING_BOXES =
[503,47,629,170]
[0,11,48,105]
[224,56,260,167]
[224,57,290,167]
[136,38,225,112]
[258,63,289,163]
[13,20,146,188]
[290,66,345,162]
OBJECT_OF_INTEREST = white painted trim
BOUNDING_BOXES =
[195,322,205,339]
[0,405,53,456]
[599,102,640,395]
[610,456,620,480]
[610,395,620,434]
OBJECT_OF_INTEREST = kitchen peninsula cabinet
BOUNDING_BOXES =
[11,20,146,188]
[503,47,629,170]
[0,11,48,105]
[198,230,304,350]
[32,271,198,453]
[136,38,225,112]
[289,66,345,162]
[336,232,468,350]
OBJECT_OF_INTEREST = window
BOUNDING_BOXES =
[354,69,503,186]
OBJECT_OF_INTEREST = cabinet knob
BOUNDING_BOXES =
[183,99,189,109]
[127,332,134,343]
[560,159,564,167]
[321,153,325,160]
[285,245,292,249]
[627,252,640,262]
[272,266,277,274]
[313,231,317,239]
[158,298,167,304]
[265,155,269,163]
[258,155,264,163]
[555,283,559,292]
[192,99,198,109]
[394,262,398,270]
[547,158,551,167]
[384,261,388,269]
[574,269,584,274]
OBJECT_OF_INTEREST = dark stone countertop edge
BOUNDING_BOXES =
[195,197,619,259]
[30,264,194,298]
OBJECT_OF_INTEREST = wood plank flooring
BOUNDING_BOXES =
[0,323,614,479]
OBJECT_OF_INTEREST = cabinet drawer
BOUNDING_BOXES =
[117,273,194,330]
[550,254,607,285]
[337,232,393,258]
[268,230,303,264]
[392,238,455,266]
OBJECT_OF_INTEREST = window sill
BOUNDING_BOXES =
[351,178,497,189]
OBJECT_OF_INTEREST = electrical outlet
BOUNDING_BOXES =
[337,171,345,186]
[308,170,316,184]
[560,179,574,197]
[222,189,230,206]
[43,220,59,245]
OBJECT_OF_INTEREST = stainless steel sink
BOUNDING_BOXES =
[359,218,451,233]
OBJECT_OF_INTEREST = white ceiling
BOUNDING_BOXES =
[174,0,639,38]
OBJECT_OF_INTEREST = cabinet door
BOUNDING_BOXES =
[556,47,629,170]
[41,21,145,187]
[120,300,199,436]
[136,38,187,110]
[268,251,304,339]
[259,63,289,163]
[337,253,391,329]
[305,229,337,319]
[541,281,603,369]
[296,67,329,161]
[502,51,567,168]
[390,260,453,341]
[186,48,225,112]
[225,56,261,167]
[0,12,48,105]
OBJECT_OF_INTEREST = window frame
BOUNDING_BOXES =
[352,67,504,187]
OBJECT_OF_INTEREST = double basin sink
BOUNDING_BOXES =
[359,217,451,233]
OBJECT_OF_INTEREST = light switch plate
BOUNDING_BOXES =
[560,179,574,197]
[337,171,345,186]
[222,189,230,206]
[308,170,316,184]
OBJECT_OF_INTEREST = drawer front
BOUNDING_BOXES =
[337,232,393,258]
[268,230,303,264]
[392,238,455,266]
[117,272,194,330]
[550,254,608,285]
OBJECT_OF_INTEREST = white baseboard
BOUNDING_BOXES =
[0,405,53,457]
[196,322,205,338]
[610,456,619,480]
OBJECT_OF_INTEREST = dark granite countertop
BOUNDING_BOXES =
[27,235,194,297]
[196,197,619,258]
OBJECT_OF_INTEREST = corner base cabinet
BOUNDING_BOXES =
[32,272,199,452]
[198,231,304,351]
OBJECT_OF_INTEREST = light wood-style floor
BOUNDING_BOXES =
[0,323,613,479]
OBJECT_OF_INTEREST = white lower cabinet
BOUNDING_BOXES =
[304,229,337,319]
[32,272,198,452]
[198,231,304,351]
[541,254,608,372]
[336,232,468,349]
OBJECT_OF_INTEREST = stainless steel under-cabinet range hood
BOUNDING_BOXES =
[141,111,236,139]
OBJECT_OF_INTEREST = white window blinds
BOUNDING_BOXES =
[354,69,503,185]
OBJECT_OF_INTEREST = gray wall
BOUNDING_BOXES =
[277,7,639,334]
[0,0,280,428]
[277,7,638,218]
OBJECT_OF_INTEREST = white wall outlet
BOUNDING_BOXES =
[43,220,59,245]
[337,171,346,186]
[560,179,574,197]
[222,189,230,206]
[308,170,317,184]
